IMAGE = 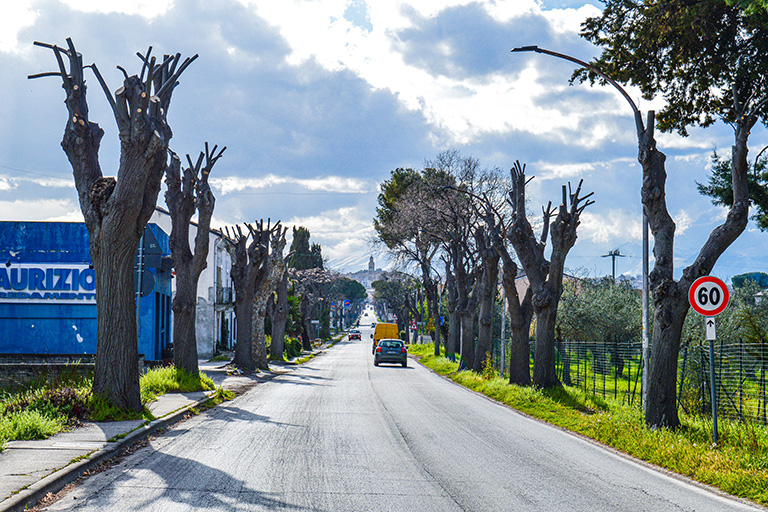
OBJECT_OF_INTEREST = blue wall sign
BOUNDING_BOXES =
[0,264,96,303]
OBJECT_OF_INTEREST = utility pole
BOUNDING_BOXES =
[601,249,625,281]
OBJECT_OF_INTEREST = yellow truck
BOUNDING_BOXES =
[371,322,399,354]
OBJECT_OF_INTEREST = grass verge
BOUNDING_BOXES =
[0,365,216,451]
[408,343,768,506]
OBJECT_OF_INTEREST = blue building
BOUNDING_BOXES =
[0,221,172,361]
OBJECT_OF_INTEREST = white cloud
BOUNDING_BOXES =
[536,161,595,180]
[0,0,38,53]
[285,205,376,268]
[543,5,602,34]
[579,209,643,244]
[0,198,80,221]
[209,174,372,194]
[60,0,174,18]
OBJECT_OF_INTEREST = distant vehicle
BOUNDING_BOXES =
[371,322,376,329]
[374,339,407,367]
[371,322,398,353]
[349,329,361,340]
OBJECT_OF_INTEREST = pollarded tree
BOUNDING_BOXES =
[578,0,768,428]
[269,271,290,360]
[165,143,225,376]
[221,220,277,370]
[507,161,593,388]
[252,224,287,370]
[30,39,196,411]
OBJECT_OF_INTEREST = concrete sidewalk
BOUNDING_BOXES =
[0,358,300,512]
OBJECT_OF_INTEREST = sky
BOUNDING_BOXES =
[2,0,768,283]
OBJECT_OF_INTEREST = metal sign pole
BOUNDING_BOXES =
[136,231,145,342]
[689,276,728,447]
[706,317,719,446]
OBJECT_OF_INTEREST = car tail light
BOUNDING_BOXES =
[376,347,382,353]
[401,347,407,353]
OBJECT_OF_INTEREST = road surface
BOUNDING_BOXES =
[43,320,763,511]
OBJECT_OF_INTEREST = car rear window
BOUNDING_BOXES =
[380,340,403,348]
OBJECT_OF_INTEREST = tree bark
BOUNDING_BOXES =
[444,262,459,360]
[270,271,289,359]
[472,227,500,372]
[507,162,592,389]
[166,145,224,376]
[33,39,196,411]
[640,108,752,429]
[252,225,286,370]
[495,240,533,386]
[225,233,255,371]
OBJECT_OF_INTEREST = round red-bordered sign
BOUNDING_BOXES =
[689,276,729,316]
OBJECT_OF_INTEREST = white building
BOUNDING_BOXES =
[150,208,235,358]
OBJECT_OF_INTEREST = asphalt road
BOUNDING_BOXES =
[43,320,763,511]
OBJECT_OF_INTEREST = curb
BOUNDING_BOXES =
[0,394,212,512]
[0,349,329,512]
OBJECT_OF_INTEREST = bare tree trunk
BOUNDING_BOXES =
[507,162,592,389]
[533,298,560,387]
[31,39,196,411]
[473,227,500,372]
[226,233,255,371]
[251,223,286,371]
[166,145,224,376]
[640,109,751,429]
[459,309,476,370]
[496,244,533,386]
[300,295,313,351]
[270,271,289,359]
[93,238,141,410]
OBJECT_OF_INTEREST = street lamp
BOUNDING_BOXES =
[510,45,651,410]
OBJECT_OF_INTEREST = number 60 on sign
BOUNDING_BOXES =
[688,276,729,317]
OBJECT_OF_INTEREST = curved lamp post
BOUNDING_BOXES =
[510,45,651,410]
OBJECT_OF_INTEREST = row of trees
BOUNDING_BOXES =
[374,150,593,388]
[31,39,365,413]
[377,0,768,430]
[31,38,208,412]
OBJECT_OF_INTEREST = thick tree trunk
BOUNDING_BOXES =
[228,237,255,371]
[270,272,289,359]
[166,146,222,376]
[253,303,269,370]
[499,255,533,386]
[171,268,199,375]
[459,310,476,370]
[300,295,313,350]
[533,298,560,388]
[639,110,751,429]
[473,229,500,372]
[233,288,255,370]
[445,266,459,359]
[92,234,142,411]
[646,296,688,428]
[34,40,197,411]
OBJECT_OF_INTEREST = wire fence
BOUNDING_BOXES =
[490,337,768,426]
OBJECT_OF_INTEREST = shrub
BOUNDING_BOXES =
[285,337,303,359]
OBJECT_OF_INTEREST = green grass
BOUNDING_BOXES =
[410,344,768,506]
[0,364,217,451]
[139,366,215,404]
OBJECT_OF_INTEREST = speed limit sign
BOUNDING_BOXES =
[689,276,729,316]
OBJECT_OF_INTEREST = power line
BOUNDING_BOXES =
[601,249,626,281]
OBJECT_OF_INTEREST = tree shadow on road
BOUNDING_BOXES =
[57,448,317,512]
